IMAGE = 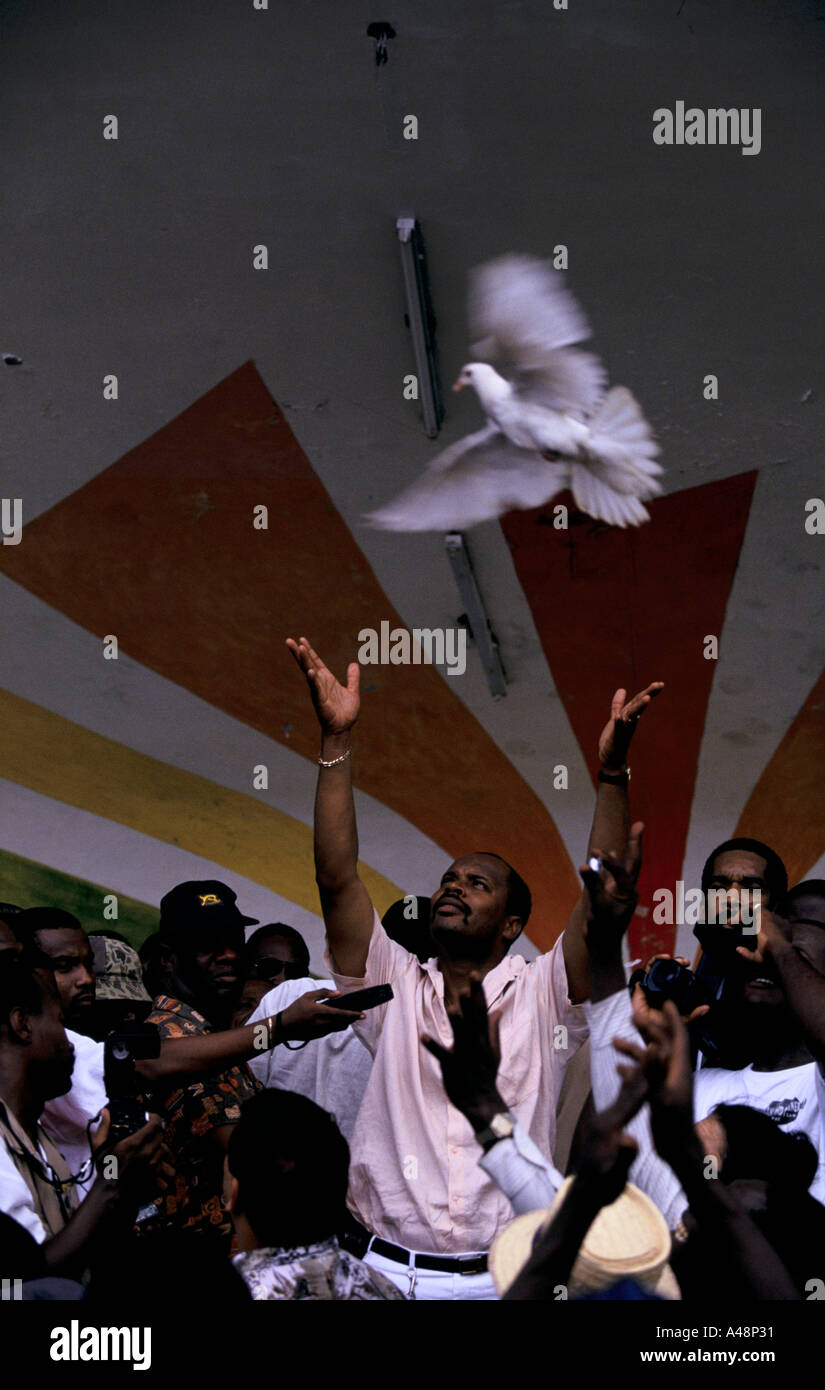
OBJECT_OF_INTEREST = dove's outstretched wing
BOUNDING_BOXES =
[469,255,591,358]
[469,254,607,417]
[364,425,568,533]
[515,349,608,419]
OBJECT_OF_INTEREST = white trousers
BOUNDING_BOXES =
[364,1246,498,1301]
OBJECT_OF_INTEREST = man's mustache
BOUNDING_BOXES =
[431,894,469,920]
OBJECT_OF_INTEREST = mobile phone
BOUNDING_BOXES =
[321,983,394,1012]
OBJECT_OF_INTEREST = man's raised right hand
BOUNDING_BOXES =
[286,637,360,735]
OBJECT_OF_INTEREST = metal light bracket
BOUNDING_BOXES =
[396,217,444,439]
[444,532,507,698]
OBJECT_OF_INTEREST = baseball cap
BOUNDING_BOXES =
[158,881,258,938]
[91,936,152,1004]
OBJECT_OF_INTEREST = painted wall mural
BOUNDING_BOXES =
[1,364,823,960]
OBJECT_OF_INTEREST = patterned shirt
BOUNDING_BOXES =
[144,994,261,1242]
[232,1237,405,1300]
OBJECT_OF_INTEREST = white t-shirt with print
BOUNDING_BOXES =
[694,1060,825,1202]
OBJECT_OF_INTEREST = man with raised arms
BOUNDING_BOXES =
[287,634,661,1299]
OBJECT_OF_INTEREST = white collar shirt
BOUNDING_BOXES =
[326,912,587,1254]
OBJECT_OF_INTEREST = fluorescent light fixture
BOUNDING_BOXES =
[396,217,444,439]
[444,532,508,698]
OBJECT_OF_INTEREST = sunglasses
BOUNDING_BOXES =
[247,957,304,983]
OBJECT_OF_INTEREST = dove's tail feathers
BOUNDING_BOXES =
[569,463,653,529]
[568,387,662,527]
[585,386,662,497]
[589,386,661,462]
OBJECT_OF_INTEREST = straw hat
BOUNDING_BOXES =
[489,1179,680,1299]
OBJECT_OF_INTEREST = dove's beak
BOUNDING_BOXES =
[452,378,464,392]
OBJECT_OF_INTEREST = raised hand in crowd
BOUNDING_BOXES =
[597,682,664,774]
[735,904,794,969]
[614,1002,799,1300]
[579,824,644,1001]
[286,636,360,736]
[501,1068,647,1300]
[422,975,506,1137]
[286,636,373,979]
[563,681,663,1004]
[737,903,825,1068]
[616,1000,695,1165]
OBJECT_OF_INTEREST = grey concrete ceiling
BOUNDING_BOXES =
[4,0,824,514]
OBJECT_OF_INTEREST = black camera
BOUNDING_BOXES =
[690,923,758,1067]
[103,1022,161,1144]
[631,958,710,1016]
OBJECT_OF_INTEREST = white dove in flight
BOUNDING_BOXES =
[365,254,662,532]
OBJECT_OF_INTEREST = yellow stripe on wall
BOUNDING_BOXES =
[0,687,403,916]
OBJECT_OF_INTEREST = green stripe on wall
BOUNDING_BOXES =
[0,847,158,949]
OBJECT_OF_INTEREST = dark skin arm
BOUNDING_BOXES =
[206,1122,235,1157]
[501,1070,646,1300]
[579,825,711,1024]
[616,1003,799,1301]
[422,975,506,1136]
[738,910,825,1069]
[501,1184,608,1301]
[136,990,362,1084]
[675,1158,799,1300]
[41,1177,121,1275]
[287,637,374,979]
[563,683,663,1004]
[42,1114,172,1277]
[579,828,644,1003]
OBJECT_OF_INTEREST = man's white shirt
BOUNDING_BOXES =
[585,989,825,1226]
[41,1029,106,1197]
[0,1133,50,1242]
[0,1030,105,1242]
[247,978,373,1142]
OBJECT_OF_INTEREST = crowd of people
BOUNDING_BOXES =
[0,634,823,1301]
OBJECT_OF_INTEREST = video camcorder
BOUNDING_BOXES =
[631,922,759,1066]
[103,1021,161,1144]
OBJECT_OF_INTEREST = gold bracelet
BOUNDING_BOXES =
[318,747,351,768]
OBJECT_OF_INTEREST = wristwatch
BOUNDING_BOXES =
[475,1111,516,1153]
[598,765,630,785]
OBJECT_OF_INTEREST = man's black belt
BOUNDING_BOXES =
[369,1236,488,1275]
